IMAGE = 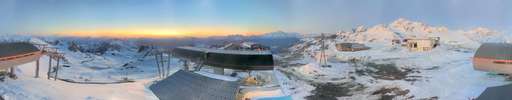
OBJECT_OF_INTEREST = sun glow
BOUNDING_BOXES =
[56,27,271,38]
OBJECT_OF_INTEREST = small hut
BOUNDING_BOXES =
[473,43,512,74]
[403,37,440,51]
[335,43,370,52]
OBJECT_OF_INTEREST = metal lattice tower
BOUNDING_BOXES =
[319,33,328,66]
[43,47,64,81]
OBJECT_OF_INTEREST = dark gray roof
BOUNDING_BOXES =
[173,47,274,70]
[336,43,369,49]
[150,70,239,100]
[0,42,39,58]
[179,46,271,55]
[477,84,512,100]
[474,43,512,60]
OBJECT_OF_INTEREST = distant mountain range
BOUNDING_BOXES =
[128,31,302,53]
[338,18,510,48]
[2,18,509,54]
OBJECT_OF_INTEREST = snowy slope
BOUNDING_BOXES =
[257,31,302,39]
[339,18,509,48]
[0,18,510,100]
[0,56,162,100]
[278,18,512,100]
[0,36,185,99]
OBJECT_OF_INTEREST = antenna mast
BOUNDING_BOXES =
[319,33,328,67]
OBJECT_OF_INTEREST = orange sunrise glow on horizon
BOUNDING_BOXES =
[1,0,512,100]
[53,26,273,38]
[2,0,509,38]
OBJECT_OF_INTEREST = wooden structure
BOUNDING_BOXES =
[473,43,512,74]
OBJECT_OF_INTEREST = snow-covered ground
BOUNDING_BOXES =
[0,37,185,100]
[277,19,512,100]
[0,18,510,100]
[0,55,160,100]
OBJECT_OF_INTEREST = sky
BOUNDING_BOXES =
[0,0,511,38]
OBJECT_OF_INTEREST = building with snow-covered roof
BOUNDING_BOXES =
[473,43,512,74]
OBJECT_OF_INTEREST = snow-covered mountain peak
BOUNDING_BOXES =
[258,31,301,38]
[331,18,510,48]
[389,18,448,34]
[366,24,389,33]
[29,37,49,45]
[390,18,419,27]
[468,27,497,36]
[341,24,399,43]
[353,25,367,33]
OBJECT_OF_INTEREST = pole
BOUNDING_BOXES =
[319,33,328,67]
[35,58,40,78]
[9,67,15,79]
[54,56,60,81]
[167,51,171,76]
[183,60,188,71]
[155,52,161,78]
[159,53,164,77]
[161,53,166,77]
[159,53,163,77]
[47,55,52,80]
[162,52,170,77]
[161,53,167,77]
